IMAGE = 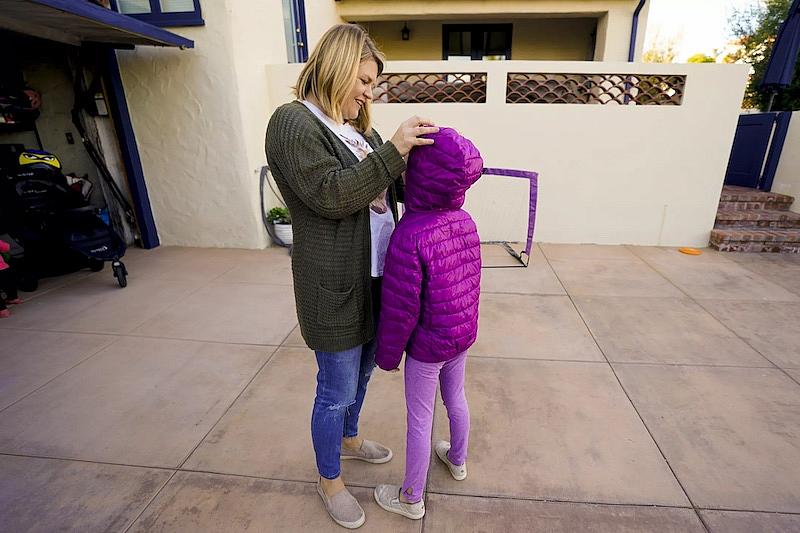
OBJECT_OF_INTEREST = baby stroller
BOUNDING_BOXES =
[0,148,128,290]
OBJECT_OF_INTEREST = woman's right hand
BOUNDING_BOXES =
[389,116,439,157]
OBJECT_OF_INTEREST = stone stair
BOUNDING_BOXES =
[710,186,800,253]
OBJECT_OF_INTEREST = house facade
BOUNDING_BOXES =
[108,0,748,249]
[330,0,650,62]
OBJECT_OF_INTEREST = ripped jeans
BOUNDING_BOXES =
[311,331,377,479]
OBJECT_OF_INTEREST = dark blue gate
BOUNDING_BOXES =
[724,112,792,190]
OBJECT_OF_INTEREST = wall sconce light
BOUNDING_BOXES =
[401,22,410,41]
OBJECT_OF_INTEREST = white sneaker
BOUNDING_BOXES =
[373,484,425,520]
[435,441,467,481]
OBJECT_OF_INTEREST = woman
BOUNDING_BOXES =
[265,24,438,529]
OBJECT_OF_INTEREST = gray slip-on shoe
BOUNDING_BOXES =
[435,440,467,481]
[373,484,425,520]
[317,480,366,529]
[341,439,393,464]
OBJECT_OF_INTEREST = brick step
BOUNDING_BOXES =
[718,200,794,211]
[720,185,795,204]
[710,228,800,253]
[715,209,800,229]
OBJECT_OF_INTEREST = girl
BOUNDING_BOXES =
[265,24,438,529]
[373,127,483,519]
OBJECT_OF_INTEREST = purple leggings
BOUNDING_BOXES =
[401,351,470,503]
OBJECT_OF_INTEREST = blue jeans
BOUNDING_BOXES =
[312,335,377,479]
[311,277,382,479]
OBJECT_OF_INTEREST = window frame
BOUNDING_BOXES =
[283,0,309,63]
[110,0,205,27]
[442,24,513,61]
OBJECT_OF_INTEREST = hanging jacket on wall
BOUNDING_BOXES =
[376,127,483,370]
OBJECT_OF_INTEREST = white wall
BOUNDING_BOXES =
[772,111,800,213]
[363,18,598,61]
[266,60,748,247]
[112,0,668,249]
[305,0,346,52]
[229,0,290,241]
[594,13,609,61]
[117,0,278,248]
[332,0,650,61]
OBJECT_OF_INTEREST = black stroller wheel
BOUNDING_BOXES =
[112,261,127,288]
[88,259,104,272]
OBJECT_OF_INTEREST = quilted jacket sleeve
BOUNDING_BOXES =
[375,227,422,370]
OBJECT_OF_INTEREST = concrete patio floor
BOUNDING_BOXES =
[1,243,800,532]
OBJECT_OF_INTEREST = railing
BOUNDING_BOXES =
[374,70,685,106]
[506,73,685,105]
[374,73,487,103]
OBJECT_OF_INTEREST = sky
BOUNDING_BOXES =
[644,0,763,61]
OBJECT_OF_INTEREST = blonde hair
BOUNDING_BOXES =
[294,24,384,134]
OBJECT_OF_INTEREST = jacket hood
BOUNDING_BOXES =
[404,127,483,211]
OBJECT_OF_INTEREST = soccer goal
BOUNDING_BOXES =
[472,168,539,269]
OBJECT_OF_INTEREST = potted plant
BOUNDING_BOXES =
[267,206,293,245]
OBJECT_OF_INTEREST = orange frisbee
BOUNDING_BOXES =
[678,247,703,255]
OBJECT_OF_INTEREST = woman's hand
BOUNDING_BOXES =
[389,116,439,157]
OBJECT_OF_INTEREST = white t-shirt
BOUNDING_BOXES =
[302,100,395,277]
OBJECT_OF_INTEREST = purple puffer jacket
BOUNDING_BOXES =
[375,128,483,370]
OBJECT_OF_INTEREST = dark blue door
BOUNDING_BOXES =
[724,113,778,188]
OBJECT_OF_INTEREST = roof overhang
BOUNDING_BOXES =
[0,0,194,48]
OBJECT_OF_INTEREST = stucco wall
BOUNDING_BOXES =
[264,60,748,247]
[362,21,442,60]
[594,12,609,61]
[363,18,597,61]
[772,112,800,214]
[305,0,346,52]
[229,0,289,240]
[334,0,649,61]
[116,0,655,249]
[512,19,597,60]
[117,0,272,248]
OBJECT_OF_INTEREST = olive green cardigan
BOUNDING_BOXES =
[265,101,406,352]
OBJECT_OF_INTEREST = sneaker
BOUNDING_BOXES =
[341,439,393,464]
[316,480,365,529]
[6,298,21,305]
[0,309,9,319]
[435,441,467,481]
[373,484,425,520]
